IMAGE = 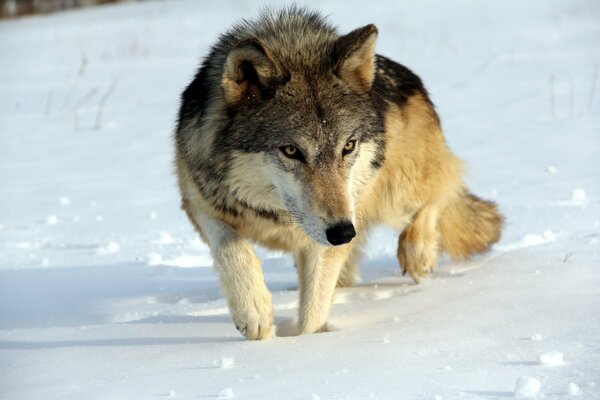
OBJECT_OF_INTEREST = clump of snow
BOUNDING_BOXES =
[514,376,542,398]
[567,382,580,396]
[530,334,544,341]
[95,215,103,222]
[312,395,320,400]
[520,231,556,247]
[150,211,157,220]
[59,196,71,205]
[95,241,120,255]
[571,189,586,202]
[545,165,557,174]
[46,215,58,225]
[538,352,564,366]
[152,231,176,245]
[219,357,234,369]
[218,388,234,398]
[434,395,443,400]
[15,241,36,249]
[147,252,163,266]
[381,335,391,344]
[161,254,213,268]
[168,390,176,398]
[523,230,556,246]
[497,230,556,251]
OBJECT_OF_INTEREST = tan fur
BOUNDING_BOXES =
[306,167,352,221]
[397,204,441,283]
[356,96,463,229]
[337,27,378,94]
[439,192,504,259]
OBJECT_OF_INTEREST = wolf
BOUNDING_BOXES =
[175,7,503,340]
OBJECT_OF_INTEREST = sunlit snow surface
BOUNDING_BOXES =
[1,1,599,399]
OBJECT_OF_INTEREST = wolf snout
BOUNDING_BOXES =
[325,220,356,246]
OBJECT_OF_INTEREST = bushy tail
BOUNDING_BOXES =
[439,191,504,259]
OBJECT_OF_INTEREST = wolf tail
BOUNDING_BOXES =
[439,191,504,259]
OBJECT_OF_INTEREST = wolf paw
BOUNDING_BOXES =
[398,243,437,284]
[230,291,274,340]
[300,319,330,335]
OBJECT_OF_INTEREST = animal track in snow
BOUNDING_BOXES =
[496,230,556,251]
[333,285,416,305]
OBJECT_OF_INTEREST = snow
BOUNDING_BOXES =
[571,188,587,202]
[538,352,565,367]
[1,0,599,399]
[218,388,234,398]
[567,382,581,396]
[152,231,176,245]
[496,230,557,251]
[219,356,235,369]
[94,240,120,255]
[514,376,542,398]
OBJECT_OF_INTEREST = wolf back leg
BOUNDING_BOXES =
[336,232,366,287]
[336,261,358,288]
[397,203,441,283]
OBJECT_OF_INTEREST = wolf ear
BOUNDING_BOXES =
[333,24,378,94]
[221,39,284,104]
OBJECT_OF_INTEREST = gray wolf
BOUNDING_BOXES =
[174,7,503,340]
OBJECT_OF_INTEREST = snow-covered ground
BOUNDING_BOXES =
[1,1,599,399]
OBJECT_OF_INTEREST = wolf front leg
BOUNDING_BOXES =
[297,244,352,334]
[188,209,274,340]
[397,203,441,283]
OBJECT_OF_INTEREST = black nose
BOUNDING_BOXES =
[325,221,356,246]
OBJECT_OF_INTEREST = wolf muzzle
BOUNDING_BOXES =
[325,220,356,246]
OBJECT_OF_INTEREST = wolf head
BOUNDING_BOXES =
[180,9,385,246]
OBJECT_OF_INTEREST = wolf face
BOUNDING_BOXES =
[218,28,384,246]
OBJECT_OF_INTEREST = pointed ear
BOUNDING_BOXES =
[332,24,378,94]
[221,39,284,104]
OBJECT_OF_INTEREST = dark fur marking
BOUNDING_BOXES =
[371,55,428,113]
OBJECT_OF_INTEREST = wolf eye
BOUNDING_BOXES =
[280,145,305,162]
[342,140,356,156]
